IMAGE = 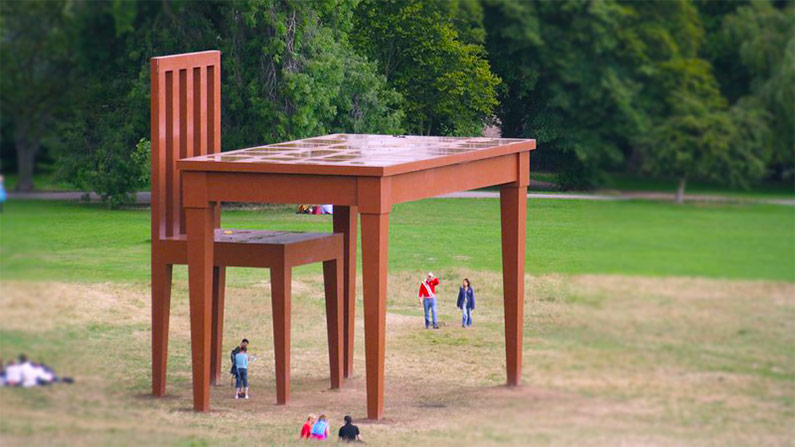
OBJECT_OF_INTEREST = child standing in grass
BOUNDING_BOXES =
[230,338,248,386]
[234,346,249,399]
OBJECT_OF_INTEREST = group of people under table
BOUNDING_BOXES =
[220,271,476,441]
[301,414,364,442]
[228,339,364,442]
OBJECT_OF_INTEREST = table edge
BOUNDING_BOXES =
[177,139,536,177]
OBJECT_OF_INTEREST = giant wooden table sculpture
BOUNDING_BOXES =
[179,134,536,419]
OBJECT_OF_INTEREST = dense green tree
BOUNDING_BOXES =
[352,0,499,136]
[720,1,795,179]
[483,0,658,187]
[50,0,402,206]
[482,0,771,197]
[54,1,163,206]
[219,0,403,148]
[0,0,73,192]
[639,60,767,203]
[2,0,789,202]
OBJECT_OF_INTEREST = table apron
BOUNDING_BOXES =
[201,172,358,205]
[183,151,528,209]
[390,153,525,205]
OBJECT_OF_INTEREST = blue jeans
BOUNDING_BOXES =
[235,368,248,388]
[461,307,472,327]
[423,298,438,328]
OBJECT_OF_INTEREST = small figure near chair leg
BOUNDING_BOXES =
[234,346,249,399]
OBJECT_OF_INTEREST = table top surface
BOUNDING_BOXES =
[178,133,535,176]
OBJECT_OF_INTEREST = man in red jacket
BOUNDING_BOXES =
[418,272,440,329]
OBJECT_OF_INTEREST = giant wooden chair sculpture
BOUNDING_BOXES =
[150,51,344,406]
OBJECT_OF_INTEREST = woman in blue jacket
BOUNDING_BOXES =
[456,278,475,328]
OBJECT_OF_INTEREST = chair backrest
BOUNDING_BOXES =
[150,50,221,240]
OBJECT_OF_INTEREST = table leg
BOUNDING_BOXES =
[360,212,389,420]
[500,184,527,386]
[210,266,226,385]
[271,264,291,405]
[333,205,358,379]
[323,257,344,389]
[186,204,215,412]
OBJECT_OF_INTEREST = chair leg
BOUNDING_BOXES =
[210,266,226,385]
[270,265,292,405]
[152,261,173,396]
[323,257,344,389]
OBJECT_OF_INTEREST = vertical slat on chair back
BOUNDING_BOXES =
[151,51,221,240]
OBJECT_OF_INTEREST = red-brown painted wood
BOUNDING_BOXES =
[151,52,344,409]
[151,260,172,396]
[332,206,358,379]
[186,203,214,412]
[323,257,344,388]
[210,266,226,385]
[360,212,390,420]
[500,184,527,386]
[171,56,536,420]
[270,264,291,405]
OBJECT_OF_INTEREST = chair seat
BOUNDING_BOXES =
[214,229,337,245]
[166,229,337,246]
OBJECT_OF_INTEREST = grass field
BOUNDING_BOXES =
[0,198,793,446]
[1,199,793,282]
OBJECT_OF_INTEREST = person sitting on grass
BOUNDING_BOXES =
[230,338,248,386]
[300,414,316,439]
[418,272,440,329]
[234,346,249,399]
[311,414,330,440]
[338,415,364,443]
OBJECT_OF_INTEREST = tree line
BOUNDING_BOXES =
[1,0,792,205]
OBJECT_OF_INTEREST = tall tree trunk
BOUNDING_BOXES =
[15,128,40,192]
[675,177,686,205]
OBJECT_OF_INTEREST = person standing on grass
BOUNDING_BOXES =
[311,414,330,440]
[234,346,249,399]
[418,272,441,329]
[300,414,316,439]
[0,175,6,212]
[230,338,249,386]
[456,278,476,328]
[338,415,364,443]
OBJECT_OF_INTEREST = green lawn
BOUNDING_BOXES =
[1,172,75,192]
[1,198,793,283]
[600,172,795,199]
